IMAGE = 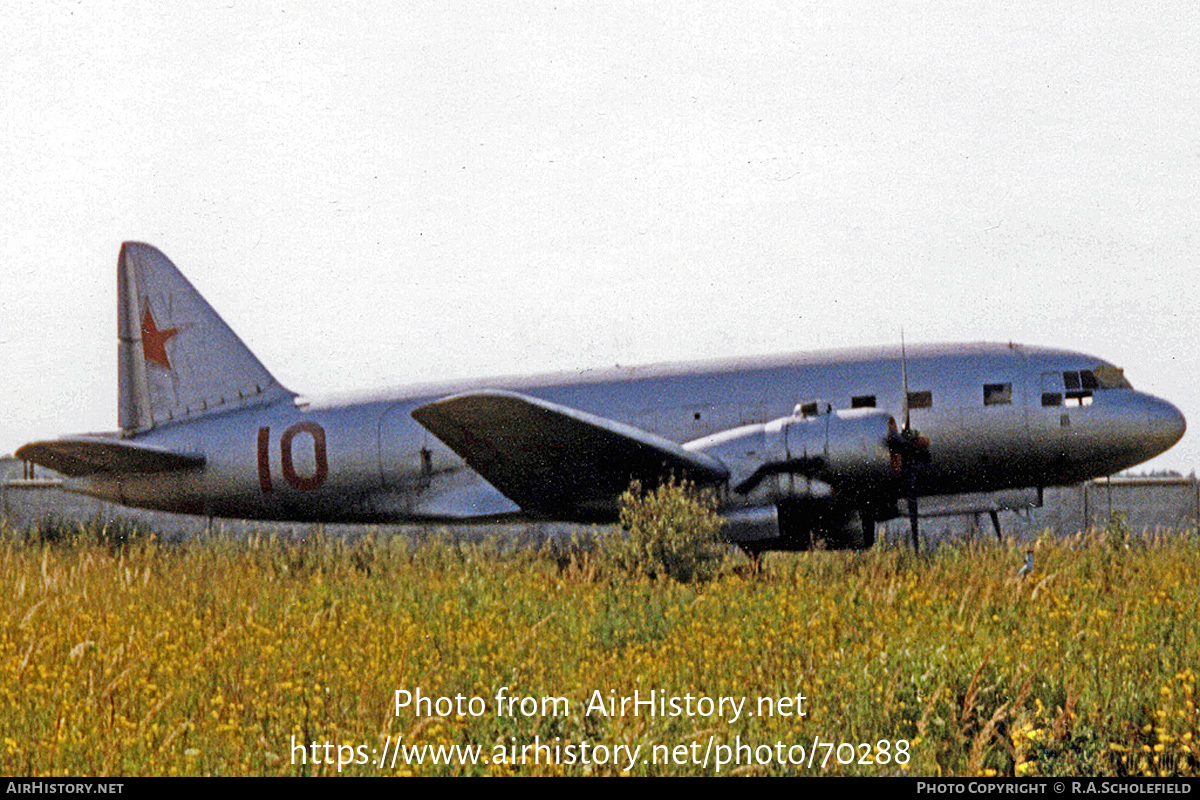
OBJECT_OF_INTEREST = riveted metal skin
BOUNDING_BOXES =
[17,245,1188,552]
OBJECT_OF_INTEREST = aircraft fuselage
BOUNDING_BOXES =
[71,341,1185,538]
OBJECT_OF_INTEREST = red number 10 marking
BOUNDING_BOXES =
[257,422,328,492]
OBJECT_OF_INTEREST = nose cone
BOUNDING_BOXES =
[1144,396,1187,457]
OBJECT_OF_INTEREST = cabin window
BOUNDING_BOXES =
[796,400,833,417]
[983,383,1012,406]
[907,391,932,409]
[851,394,876,409]
[1042,392,1063,407]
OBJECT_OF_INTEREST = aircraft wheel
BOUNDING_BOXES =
[859,511,877,549]
[776,501,813,551]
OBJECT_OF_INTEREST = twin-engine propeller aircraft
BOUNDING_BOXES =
[17,243,1187,551]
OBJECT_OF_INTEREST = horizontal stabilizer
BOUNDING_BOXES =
[16,436,205,478]
[411,390,729,519]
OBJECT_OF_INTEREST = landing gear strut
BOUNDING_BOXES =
[989,510,1003,542]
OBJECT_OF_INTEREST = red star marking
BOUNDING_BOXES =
[141,307,179,371]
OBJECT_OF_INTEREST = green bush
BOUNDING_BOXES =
[607,478,726,583]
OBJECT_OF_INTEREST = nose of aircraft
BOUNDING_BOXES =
[1144,396,1187,456]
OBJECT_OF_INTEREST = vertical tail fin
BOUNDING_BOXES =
[117,242,292,434]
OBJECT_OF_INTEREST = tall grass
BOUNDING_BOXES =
[0,518,1196,776]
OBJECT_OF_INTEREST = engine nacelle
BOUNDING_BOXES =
[687,407,896,506]
[721,505,781,542]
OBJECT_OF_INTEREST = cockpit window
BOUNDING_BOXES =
[1063,367,1132,392]
[1059,371,1094,406]
[1093,364,1132,389]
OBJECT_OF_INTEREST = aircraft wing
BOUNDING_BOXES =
[15,436,205,477]
[411,390,729,519]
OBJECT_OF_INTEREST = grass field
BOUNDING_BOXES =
[1,515,1197,777]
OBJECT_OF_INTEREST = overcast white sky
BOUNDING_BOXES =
[2,2,1197,474]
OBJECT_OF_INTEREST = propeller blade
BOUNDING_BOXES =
[901,331,910,431]
[908,495,919,551]
[886,406,930,553]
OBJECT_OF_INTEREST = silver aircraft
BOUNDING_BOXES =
[17,243,1187,551]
